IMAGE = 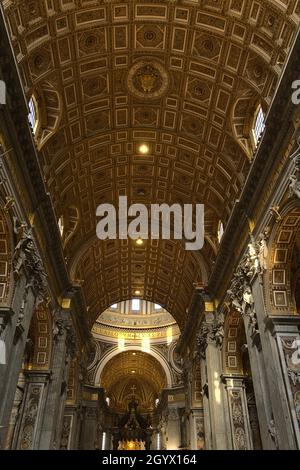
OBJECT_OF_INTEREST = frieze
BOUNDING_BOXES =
[280,336,300,428]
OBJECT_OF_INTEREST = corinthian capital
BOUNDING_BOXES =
[196,313,225,358]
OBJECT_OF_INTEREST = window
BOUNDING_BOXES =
[253,105,265,146]
[217,221,224,244]
[0,80,6,105]
[101,432,106,450]
[156,433,161,450]
[154,304,161,310]
[28,96,37,133]
[110,304,117,309]
[131,298,140,311]
[58,217,64,237]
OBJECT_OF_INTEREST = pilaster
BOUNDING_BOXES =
[14,370,50,450]
[37,309,74,450]
[196,301,232,450]
[222,375,253,450]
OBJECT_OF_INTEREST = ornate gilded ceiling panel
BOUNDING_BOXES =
[3,0,300,326]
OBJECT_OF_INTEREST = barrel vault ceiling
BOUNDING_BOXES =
[3,0,300,328]
[100,351,166,411]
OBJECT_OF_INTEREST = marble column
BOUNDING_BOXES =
[199,358,212,450]
[241,312,274,449]
[205,338,231,449]
[37,310,74,449]
[60,405,81,450]
[223,375,253,450]
[245,380,262,449]
[189,410,205,450]
[181,358,193,449]
[198,312,232,450]
[79,405,99,450]
[3,370,26,449]
[228,244,300,449]
[182,357,205,450]
[0,279,36,449]
[166,407,180,450]
[0,221,47,449]
[13,370,50,450]
[252,276,300,449]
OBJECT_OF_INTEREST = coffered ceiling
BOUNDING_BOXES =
[3,0,300,327]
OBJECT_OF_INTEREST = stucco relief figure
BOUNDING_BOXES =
[289,175,300,199]
[235,427,247,450]
[242,286,254,314]
[12,218,47,302]
[26,397,38,421]
[212,314,225,347]
[248,242,260,275]
[227,288,243,314]
[295,392,300,423]
[195,417,205,450]
[228,283,254,317]
[52,317,65,339]
[12,218,34,279]
[281,338,300,386]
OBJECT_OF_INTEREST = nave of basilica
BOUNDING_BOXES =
[0,0,300,451]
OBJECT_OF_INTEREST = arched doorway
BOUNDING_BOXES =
[79,300,184,450]
[100,350,166,450]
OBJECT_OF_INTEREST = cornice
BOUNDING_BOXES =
[0,9,90,344]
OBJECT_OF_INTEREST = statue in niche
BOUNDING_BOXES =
[12,218,34,279]
[257,229,269,271]
[212,313,225,347]
[289,174,300,199]
[52,317,65,339]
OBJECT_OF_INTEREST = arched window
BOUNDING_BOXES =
[101,432,106,450]
[218,221,224,244]
[0,80,6,105]
[28,96,38,134]
[131,298,140,311]
[58,216,64,237]
[252,105,265,147]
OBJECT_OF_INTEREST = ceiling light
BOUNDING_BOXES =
[132,352,136,356]
[138,144,149,155]
[134,290,141,295]
[136,238,144,246]
[131,370,136,374]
